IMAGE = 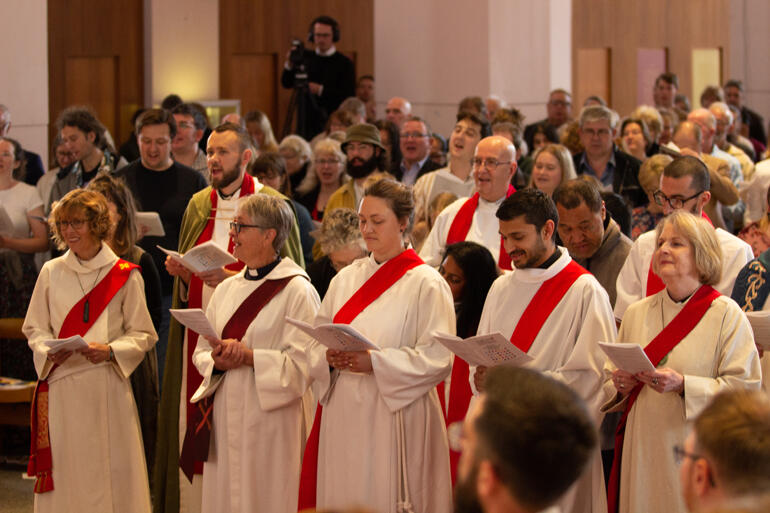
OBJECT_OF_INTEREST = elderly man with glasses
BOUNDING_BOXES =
[614,156,752,322]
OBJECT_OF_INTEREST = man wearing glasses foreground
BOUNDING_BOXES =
[677,389,770,512]
[454,366,597,513]
[614,156,752,322]
[420,135,517,269]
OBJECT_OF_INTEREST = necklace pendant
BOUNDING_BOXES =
[83,299,90,323]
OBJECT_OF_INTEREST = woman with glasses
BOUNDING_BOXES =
[23,188,157,512]
[601,211,760,513]
[295,138,349,221]
[190,193,320,513]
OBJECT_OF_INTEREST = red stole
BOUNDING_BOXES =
[179,272,295,481]
[646,211,714,297]
[607,285,721,513]
[446,185,516,270]
[297,249,424,510]
[28,259,138,493]
[183,174,255,475]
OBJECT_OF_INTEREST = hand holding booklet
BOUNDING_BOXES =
[158,240,237,274]
[43,335,89,353]
[285,317,380,352]
[598,342,656,374]
[170,308,219,340]
[136,212,165,237]
[434,332,533,367]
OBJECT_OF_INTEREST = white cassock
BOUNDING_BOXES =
[614,228,753,321]
[601,291,761,513]
[309,254,455,513]
[23,243,157,513]
[419,196,504,267]
[474,249,616,513]
[191,258,320,513]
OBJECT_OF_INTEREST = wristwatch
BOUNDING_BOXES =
[108,347,115,362]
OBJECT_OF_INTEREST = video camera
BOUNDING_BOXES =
[288,38,309,88]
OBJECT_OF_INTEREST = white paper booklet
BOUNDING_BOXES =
[285,317,380,352]
[745,311,770,351]
[136,211,165,237]
[434,331,533,367]
[43,335,89,353]
[170,308,219,340]
[599,342,656,374]
[0,205,14,236]
[158,240,237,273]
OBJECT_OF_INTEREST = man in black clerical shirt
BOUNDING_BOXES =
[117,108,207,381]
[281,15,355,140]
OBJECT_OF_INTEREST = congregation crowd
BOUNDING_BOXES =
[2,14,770,513]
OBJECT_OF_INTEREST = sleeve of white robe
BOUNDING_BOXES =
[682,300,762,419]
[191,284,228,402]
[251,278,320,411]
[614,236,648,321]
[24,262,58,379]
[369,270,455,412]
[109,269,158,378]
[418,205,453,267]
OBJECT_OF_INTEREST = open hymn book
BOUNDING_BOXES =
[434,332,533,367]
[285,318,380,352]
[158,241,237,273]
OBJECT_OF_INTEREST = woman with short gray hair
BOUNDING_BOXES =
[189,192,320,513]
[307,208,367,298]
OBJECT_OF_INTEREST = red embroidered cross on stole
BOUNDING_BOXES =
[179,272,295,482]
[446,185,515,270]
[607,285,720,513]
[183,174,255,475]
[297,249,424,510]
[28,259,139,493]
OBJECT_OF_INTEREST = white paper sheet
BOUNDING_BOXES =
[285,317,380,352]
[170,308,219,340]
[43,335,89,353]
[434,331,533,367]
[136,211,165,237]
[158,240,237,273]
[746,311,770,351]
[599,342,656,374]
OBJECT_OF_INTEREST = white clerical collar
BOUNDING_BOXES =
[512,246,572,283]
[316,45,336,57]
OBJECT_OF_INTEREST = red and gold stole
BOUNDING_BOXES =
[646,211,714,296]
[297,249,424,510]
[183,174,255,476]
[446,185,516,270]
[179,272,295,481]
[607,285,721,513]
[28,259,139,493]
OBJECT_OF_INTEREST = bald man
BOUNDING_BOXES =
[420,135,517,269]
[384,96,411,128]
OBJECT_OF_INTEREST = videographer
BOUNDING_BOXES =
[281,15,356,140]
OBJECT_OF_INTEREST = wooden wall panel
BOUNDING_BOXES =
[48,0,144,148]
[575,49,611,109]
[220,0,374,137]
[572,0,731,117]
[226,54,278,124]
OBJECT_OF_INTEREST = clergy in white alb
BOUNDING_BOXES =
[419,135,517,269]
[614,155,752,321]
[472,189,616,513]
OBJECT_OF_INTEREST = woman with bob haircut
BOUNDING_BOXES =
[23,188,156,512]
[295,138,349,221]
[602,210,761,513]
[528,143,577,197]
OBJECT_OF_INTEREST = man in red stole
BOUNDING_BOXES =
[419,135,517,269]
[472,188,616,513]
[153,123,305,513]
[615,156,752,323]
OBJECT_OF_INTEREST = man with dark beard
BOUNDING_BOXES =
[153,122,304,513]
[325,123,388,213]
[454,366,596,513]
[471,189,615,513]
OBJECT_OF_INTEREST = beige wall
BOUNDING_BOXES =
[147,0,219,106]
[373,0,571,139]
[2,0,49,167]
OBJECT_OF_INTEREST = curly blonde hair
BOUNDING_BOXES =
[49,189,111,251]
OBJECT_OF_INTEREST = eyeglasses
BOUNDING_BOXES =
[653,190,704,209]
[471,157,511,171]
[177,121,195,130]
[315,158,340,166]
[400,132,429,139]
[582,128,611,138]
[55,219,87,230]
[229,221,266,233]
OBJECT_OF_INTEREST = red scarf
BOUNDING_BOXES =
[183,174,255,475]
[179,272,295,482]
[28,259,138,493]
[446,186,515,270]
[297,249,424,510]
[607,285,721,513]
